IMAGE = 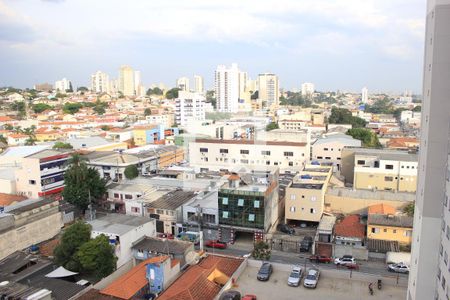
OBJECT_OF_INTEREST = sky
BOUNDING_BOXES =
[0,0,426,93]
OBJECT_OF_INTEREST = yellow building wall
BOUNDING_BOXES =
[133,130,147,146]
[367,225,412,244]
[92,142,128,151]
[36,133,62,142]
[285,188,324,222]
[354,172,417,193]
[158,148,184,168]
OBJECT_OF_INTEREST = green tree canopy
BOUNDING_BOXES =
[54,222,92,271]
[32,103,53,113]
[76,234,117,279]
[364,97,394,114]
[252,241,271,260]
[146,87,164,96]
[265,122,279,131]
[144,108,152,116]
[412,106,421,112]
[328,107,366,128]
[63,102,83,114]
[124,165,139,180]
[53,142,73,149]
[346,128,381,148]
[77,86,89,92]
[403,202,415,217]
[165,88,180,99]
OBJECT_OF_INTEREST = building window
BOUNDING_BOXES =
[289,162,293,166]
[383,229,387,233]
[357,160,365,165]
[325,157,331,160]
[290,194,296,200]
[317,156,323,159]
[266,161,270,165]
[156,209,164,215]
[200,148,208,153]
[125,194,133,199]
[238,199,244,206]
[404,230,412,237]
[131,207,140,213]
[290,206,296,212]
[311,196,316,202]
[222,197,228,205]
[29,180,36,185]
[241,159,249,164]
[220,148,228,153]
[324,148,329,151]
[261,151,271,156]
[385,164,394,170]
[310,208,316,214]
[248,214,255,222]
[114,193,119,198]
[254,200,260,208]
[385,176,394,182]
[371,227,380,234]
[240,149,249,154]
[284,152,294,157]
[222,211,229,218]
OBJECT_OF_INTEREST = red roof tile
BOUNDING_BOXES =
[334,215,365,239]
[0,193,27,206]
[368,204,396,215]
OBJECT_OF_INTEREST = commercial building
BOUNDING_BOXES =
[341,147,418,193]
[87,213,156,268]
[218,168,279,240]
[285,165,332,224]
[90,71,110,93]
[119,65,135,96]
[194,75,204,93]
[408,1,450,299]
[258,73,279,108]
[311,134,362,170]
[215,64,240,113]
[175,91,206,127]
[188,138,309,173]
[133,125,166,146]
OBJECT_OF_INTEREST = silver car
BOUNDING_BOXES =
[304,268,320,288]
[388,263,410,274]
[287,266,303,287]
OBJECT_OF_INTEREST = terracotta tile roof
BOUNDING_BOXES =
[100,256,169,300]
[9,133,28,139]
[0,116,14,122]
[76,289,121,300]
[158,255,244,300]
[368,204,396,215]
[334,215,365,239]
[0,193,27,206]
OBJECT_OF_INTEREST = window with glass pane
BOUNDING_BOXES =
[254,200,260,208]
[238,199,244,206]
[222,211,229,218]
[248,214,255,221]
[222,197,228,205]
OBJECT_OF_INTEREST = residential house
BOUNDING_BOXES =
[334,214,367,260]
[132,236,194,266]
[367,213,413,246]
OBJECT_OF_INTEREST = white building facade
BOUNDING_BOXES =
[176,77,190,92]
[215,64,240,113]
[91,71,110,93]
[54,78,72,92]
[361,87,369,103]
[258,73,279,108]
[301,82,315,97]
[175,91,206,127]
[194,75,204,93]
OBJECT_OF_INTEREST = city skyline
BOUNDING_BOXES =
[0,0,425,93]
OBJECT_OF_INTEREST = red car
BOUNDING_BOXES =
[205,240,227,249]
[242,295,257,300]
[309,255,333,263]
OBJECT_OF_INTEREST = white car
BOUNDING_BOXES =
[287,266,303,287]
[388,263,410,274]
[304,268,320,288]
[334,256,356,266]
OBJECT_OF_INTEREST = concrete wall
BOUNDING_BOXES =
[334,244,369,261]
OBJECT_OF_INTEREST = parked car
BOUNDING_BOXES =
[219,290,241,300]
[304,268,320,288]
[299,240,311,252]
[157,233,174,239]
[309,255,333,263]
[303,236,313,243]
[287,266,303,287]
[334,255,356,266]
[242,295,257,300]
[277,224,295,235]
[257,262,273,281]
[388,263,410,274]
[205,240,227,249]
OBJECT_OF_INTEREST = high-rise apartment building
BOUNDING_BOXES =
[301,82,315,98]
[239,71,248,99]
[54,78,72,92]
[215,63,240,113]
[134,71,141,94]
[361,87,369,103]
[175,91,206,127]
[91,71,110,93]
[407,1,450,300]
[119,65,135,96]
[194,75,204,93]
[33,83,53,91]
[258,73,279,108]
[176,77,190,92]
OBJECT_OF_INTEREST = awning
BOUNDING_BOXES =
[45,266,78,278]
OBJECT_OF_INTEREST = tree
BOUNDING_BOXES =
[76,234,117,278]
[4,124,13,131]
[328,107,366,128]
[165,88,180,99]
[412,106,421,112]
[24,137,37,146]
[403,202,415,217]
[53,142,73,149]
[346,128,381,148]
[265,122,279,131]
[62,154,106,210]
[77,86,89,92]
[252,241,271,260]
[124,165,139,180]
[0,135,7,145]
[144,108,152,116]
[63,102,83,114]
[32,103,53,113]
[206,90,216,108]
[364,97,394,114]
[146,87,163,96]
[54,222,92,271]
[100,125,110,131]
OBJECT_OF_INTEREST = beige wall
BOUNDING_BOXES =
[0,203,62,260]
[354,172,417,193]
[285,187,325,222]
[15,157,42,198]
[367,225,412,245]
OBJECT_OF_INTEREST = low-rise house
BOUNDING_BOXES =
[7,133,28,146]
[334,214,367,260]
[367,214,413,246]
[87,214,157,268]
[183,190,219,227]
[132,236,194,266]
[314,214,336,257]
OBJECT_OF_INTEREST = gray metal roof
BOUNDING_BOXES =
[132,236,192,254]
[145,190,196,210]
[368,214,413,228]
[88,213,154,235]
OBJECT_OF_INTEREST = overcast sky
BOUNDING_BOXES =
[0,0,426,93]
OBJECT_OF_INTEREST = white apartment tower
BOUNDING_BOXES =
[175,91,206,127]
[119,65,135,96]
[361,87,369,103]
[91,71,110,93]
[194,75,204,93]
[258,73,279,108]
[301,82,315,98]
[239,71,248,99]
[407,1,450,300]
[215,63,240,113]
[176,77,190,92]
[54,78,72,92]
[134,71,141,93]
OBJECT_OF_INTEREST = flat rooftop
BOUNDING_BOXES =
[88,214,153,236]
[145,190,196,210]
[346,147,418,162]
[290,183,324,190]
